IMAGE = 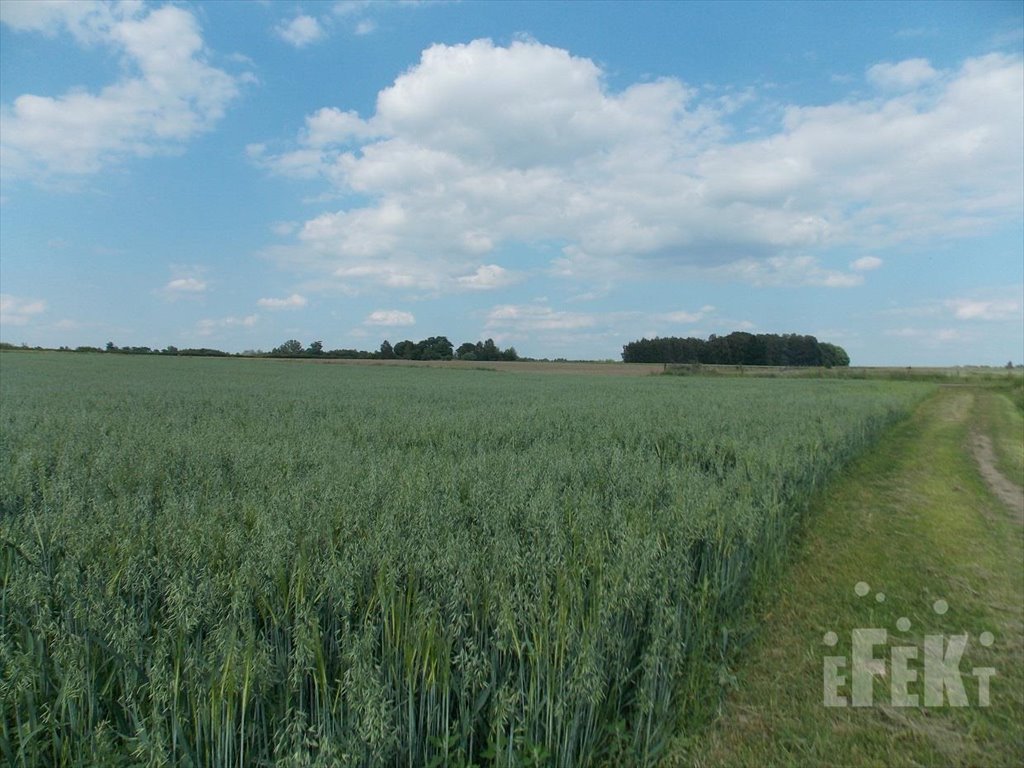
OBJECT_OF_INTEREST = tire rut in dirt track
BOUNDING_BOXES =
[969,430,1024,525]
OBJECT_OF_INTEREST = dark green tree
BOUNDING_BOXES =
[414,336,454,360]
[820,343,851,368]
[456,342,478,360]
[272,339,304,357]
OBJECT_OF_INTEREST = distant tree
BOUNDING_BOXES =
[324,348,373,359]
[820,343,851,368]
[394,340,415,359]
[455,338,517,362]
[379,340,395,359]
[414,336,454,360]
[272,339,304,357]
[178,348,228,356]
[480,338,499,360]
[307,340,324,356]
[105,341,118,352]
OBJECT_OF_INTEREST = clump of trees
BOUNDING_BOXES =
[455,338,518,362]
[264,336,519,362]
[101,342,228,356]
[622,332,850,367]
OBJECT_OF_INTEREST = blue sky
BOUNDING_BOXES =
[1,0,1021,365]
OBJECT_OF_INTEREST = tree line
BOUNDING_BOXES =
[269,336,519,361]
[621,332,851,367]
[40,337,520,362]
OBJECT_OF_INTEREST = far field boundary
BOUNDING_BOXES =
[277,355,1023,381]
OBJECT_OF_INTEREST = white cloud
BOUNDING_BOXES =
[850,255,883,271]
[867,58,939,90]
[354,19,375,36]
[0,0,127,41]
[0,294,46,326]
[946,298,1021,321]
[332,1,373,17]
[660,305,715,324]
[164,277,207,293]
[197,314,258,337]
[1,2,244,183]
[714,255,864,288]
[275,14,324,48]
[304,107,378,146]
[364,309,415,326]
[455,264,519,291]
[485,303,595,332]
[884,326,974,345]
[271,221,298,236]
[255,41,1022,294]
[257,293,308,310]
[879,288,1024,324]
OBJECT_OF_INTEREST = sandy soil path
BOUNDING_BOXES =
[970,430,1024,524]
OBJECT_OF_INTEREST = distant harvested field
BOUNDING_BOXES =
[665,363,1024,380]
[305,357,667,375]
[279,356,1022,381]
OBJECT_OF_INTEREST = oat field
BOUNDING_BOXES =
[0,352,930,766]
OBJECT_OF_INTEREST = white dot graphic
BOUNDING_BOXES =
[875,592,886,603]
[896,617,911,632]
[855,581,870,597]
[979,631,994,647]
[823,631,839,647]
[933,599,949,615]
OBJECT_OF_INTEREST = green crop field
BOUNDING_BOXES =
[0,352,931,767]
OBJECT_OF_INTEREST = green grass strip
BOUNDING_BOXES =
[674,387,1024,767]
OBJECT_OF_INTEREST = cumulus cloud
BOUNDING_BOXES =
[257,293,307,309]
[0,294,46,326]
[660,305,715,324]
[714,255,864,288]
[485,304,595,333]
[271,221,299,236]
[850,255,883,271]
[364,309,415,326]
[946,298,1021,321]
[197,314,258,336]
[1,2,245,183]
[164,277,207,293]
[305,107,380,147]
[884,326,974,345]
[275,14,324,48]
[254,41,1022,294]
[456,264,519,291]
[0,0,119,41]
[880,288,1023,325]
[332,1,372,18]
[867,58,939,90]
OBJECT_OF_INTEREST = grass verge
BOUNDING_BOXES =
[974,386,1024,487]
[669,386,1024,767]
